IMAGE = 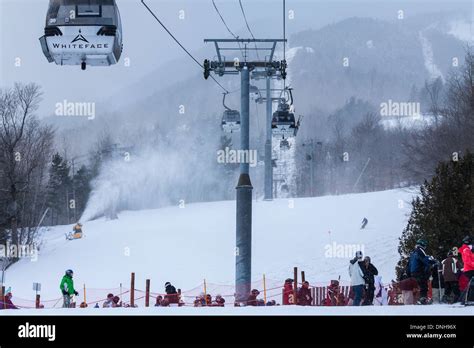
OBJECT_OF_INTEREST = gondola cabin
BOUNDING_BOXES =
[39,0,123,70]
[280,138,290,150]
[272,102,298,138]
[221,109,241,133]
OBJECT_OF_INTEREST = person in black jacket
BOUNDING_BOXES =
[164,282,178,304]
[407,239,437,305]
[361,256,378,305]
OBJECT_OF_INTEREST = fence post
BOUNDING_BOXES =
[130,272,135,307]
[311,287,315,306]
[178,288,182,306]
[203,279,207,305]
[35,294,41,309]
[263,274,267,304]
[145,279,150,307]
[83,284,86,305]
[1,285,4,309]
[301,271,305,283]
[293,267,298,305]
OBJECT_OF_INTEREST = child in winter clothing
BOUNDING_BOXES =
[103,293,114,308]
[155,295,163,307]
[213,294,225,307]
[0,291,18,310]
[297,281,313,306]
[282,279,294,305]
[247,289,260,306]
[373,276,388,305]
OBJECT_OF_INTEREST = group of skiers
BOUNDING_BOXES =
[401,236,474,305]
[3,234,473,310]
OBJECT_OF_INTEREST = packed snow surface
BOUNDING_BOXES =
[6,189,421,309]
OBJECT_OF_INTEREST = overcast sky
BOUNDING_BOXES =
[0,0,471,116]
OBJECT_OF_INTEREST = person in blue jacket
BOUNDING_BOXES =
[407,239,437,305]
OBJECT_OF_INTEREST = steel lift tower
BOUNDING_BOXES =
[203,38,286,303]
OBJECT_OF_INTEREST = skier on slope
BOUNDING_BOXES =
[349,251,365,306]
[361,256,378,305]
[60,269,78,308]
[407,239,437,305]
[360,217,368,229]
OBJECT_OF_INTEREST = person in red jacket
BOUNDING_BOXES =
[459,236,474,277]
[0,291,18,310]
[282,278,294,305]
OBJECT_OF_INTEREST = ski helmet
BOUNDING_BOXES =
[416,239,428,248]
[364,256,371,263]
[65,269,73,276]
[356,251,363,259]
[164,282,171,287]
[462,235,472,245]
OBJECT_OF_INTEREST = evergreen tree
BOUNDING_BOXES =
[73,165,92,219]
[46,153,71,225]
[396,151,474,279]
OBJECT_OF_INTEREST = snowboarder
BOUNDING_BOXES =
[297,281,313,306]
[441,251,460,303]
[361,256,378,305]
[407,239,436,305]
[360,217,368,229]
[164,282,178,304]
[282,278,294,305]
[60,269,78,308]
[349,251,365,306]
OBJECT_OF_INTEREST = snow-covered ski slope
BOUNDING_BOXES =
[7,188,416,302]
